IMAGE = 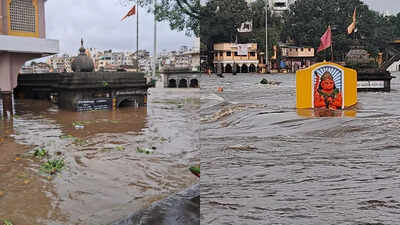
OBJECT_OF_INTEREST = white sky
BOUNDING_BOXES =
[361,0,400,15]
[41,0,399,59]
[44,0,194,57]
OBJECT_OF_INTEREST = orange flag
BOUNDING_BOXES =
[121,5,136,21]
[347,8,356,34]
[317,25,332,53]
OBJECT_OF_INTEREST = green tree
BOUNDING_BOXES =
[240,0,283,58]
[200,0,252,66]
[281,0,396,61]
[123,0,200,36]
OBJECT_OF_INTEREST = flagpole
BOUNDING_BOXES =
[330,25,333,62]
[137,4,139,53]
[152,0,157,79]
[265,0,269,73]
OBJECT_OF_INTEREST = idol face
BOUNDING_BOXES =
[320,78,334,92]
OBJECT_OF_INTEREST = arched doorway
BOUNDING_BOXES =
[241,64,248,73]
[190,79,199,88]
[179,79,188,88]
[249,64,256,73]
[118,98,138,107]
[225,64,232,73]
[236,64,241,73]
[168,79,177,88]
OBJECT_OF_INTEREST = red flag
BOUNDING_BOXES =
[121,5,136,21]
[317,25,331,53]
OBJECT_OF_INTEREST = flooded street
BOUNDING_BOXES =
[0,88,199,225]
[200,72,400,225]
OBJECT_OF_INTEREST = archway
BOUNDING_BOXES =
[190,79,199,88]
[225,64,232,73]
[249,64,256,73]
[179,79,188,88]
[168,79,177,88]
[118,98,136,107]
[241,64,248,73]
[236,64,241,73]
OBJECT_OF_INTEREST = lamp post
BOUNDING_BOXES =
[152,0,157,79]
[265,0,269,73]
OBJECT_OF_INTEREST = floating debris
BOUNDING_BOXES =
[260,78,282,85]
[189,166,200,177]
[226,144,257,151]
[202,103,265,122]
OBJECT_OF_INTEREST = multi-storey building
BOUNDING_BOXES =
[213,43,258,73]
[47,54,73,72]
[281,45,315,72]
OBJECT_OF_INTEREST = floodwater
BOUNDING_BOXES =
[0,88,199,225]
[200,72,400,225]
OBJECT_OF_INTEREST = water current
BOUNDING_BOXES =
[200,72,400,225]
[0,88,199,225]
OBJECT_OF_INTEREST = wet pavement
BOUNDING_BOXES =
[0,88,199,225]
[200,72,400,225]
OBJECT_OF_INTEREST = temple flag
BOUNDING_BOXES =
[121,5,136,21]
[317,25,332,53]
[347,8,356,34]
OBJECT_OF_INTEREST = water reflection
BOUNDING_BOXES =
[297,108,358,117]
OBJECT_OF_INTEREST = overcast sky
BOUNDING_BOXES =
[43,0,399,58]
[44,0,194,57]
[362,0,400,15]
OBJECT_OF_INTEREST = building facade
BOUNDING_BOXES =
[281,45,315,72]
[213,43,258,73]
[0,0,59,117]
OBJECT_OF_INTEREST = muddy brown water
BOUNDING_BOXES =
[200,72,400,225]
[0,88,199,225]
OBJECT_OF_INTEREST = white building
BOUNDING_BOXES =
[387,60,400,72]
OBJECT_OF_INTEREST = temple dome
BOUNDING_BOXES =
[71,39,94,72]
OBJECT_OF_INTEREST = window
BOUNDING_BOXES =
[219,52,223,56]
[250,52,256,57]
[274,2,286,7]
[234,52,238,56]
[9,0,37,33]
[226,52,232,56]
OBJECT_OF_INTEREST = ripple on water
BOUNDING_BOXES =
[200,73,400,224]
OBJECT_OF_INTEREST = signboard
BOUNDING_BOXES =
[357,81,384,89]
[76,98,112,112]
[237,21,253,33]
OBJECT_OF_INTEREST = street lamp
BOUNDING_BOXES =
[153,0,157,79]
[265,0,269,73]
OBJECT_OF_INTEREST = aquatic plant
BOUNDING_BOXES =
[60,134,75,139]
[40,159,64,175]
[136,147,153,154]
[73,138,88,146]
[115,145,125,151]
[33,147,48,159]
[2,219,14,225]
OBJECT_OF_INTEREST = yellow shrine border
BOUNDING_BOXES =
[296,62,357,109]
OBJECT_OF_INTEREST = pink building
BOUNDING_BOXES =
[0,0,59,118]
